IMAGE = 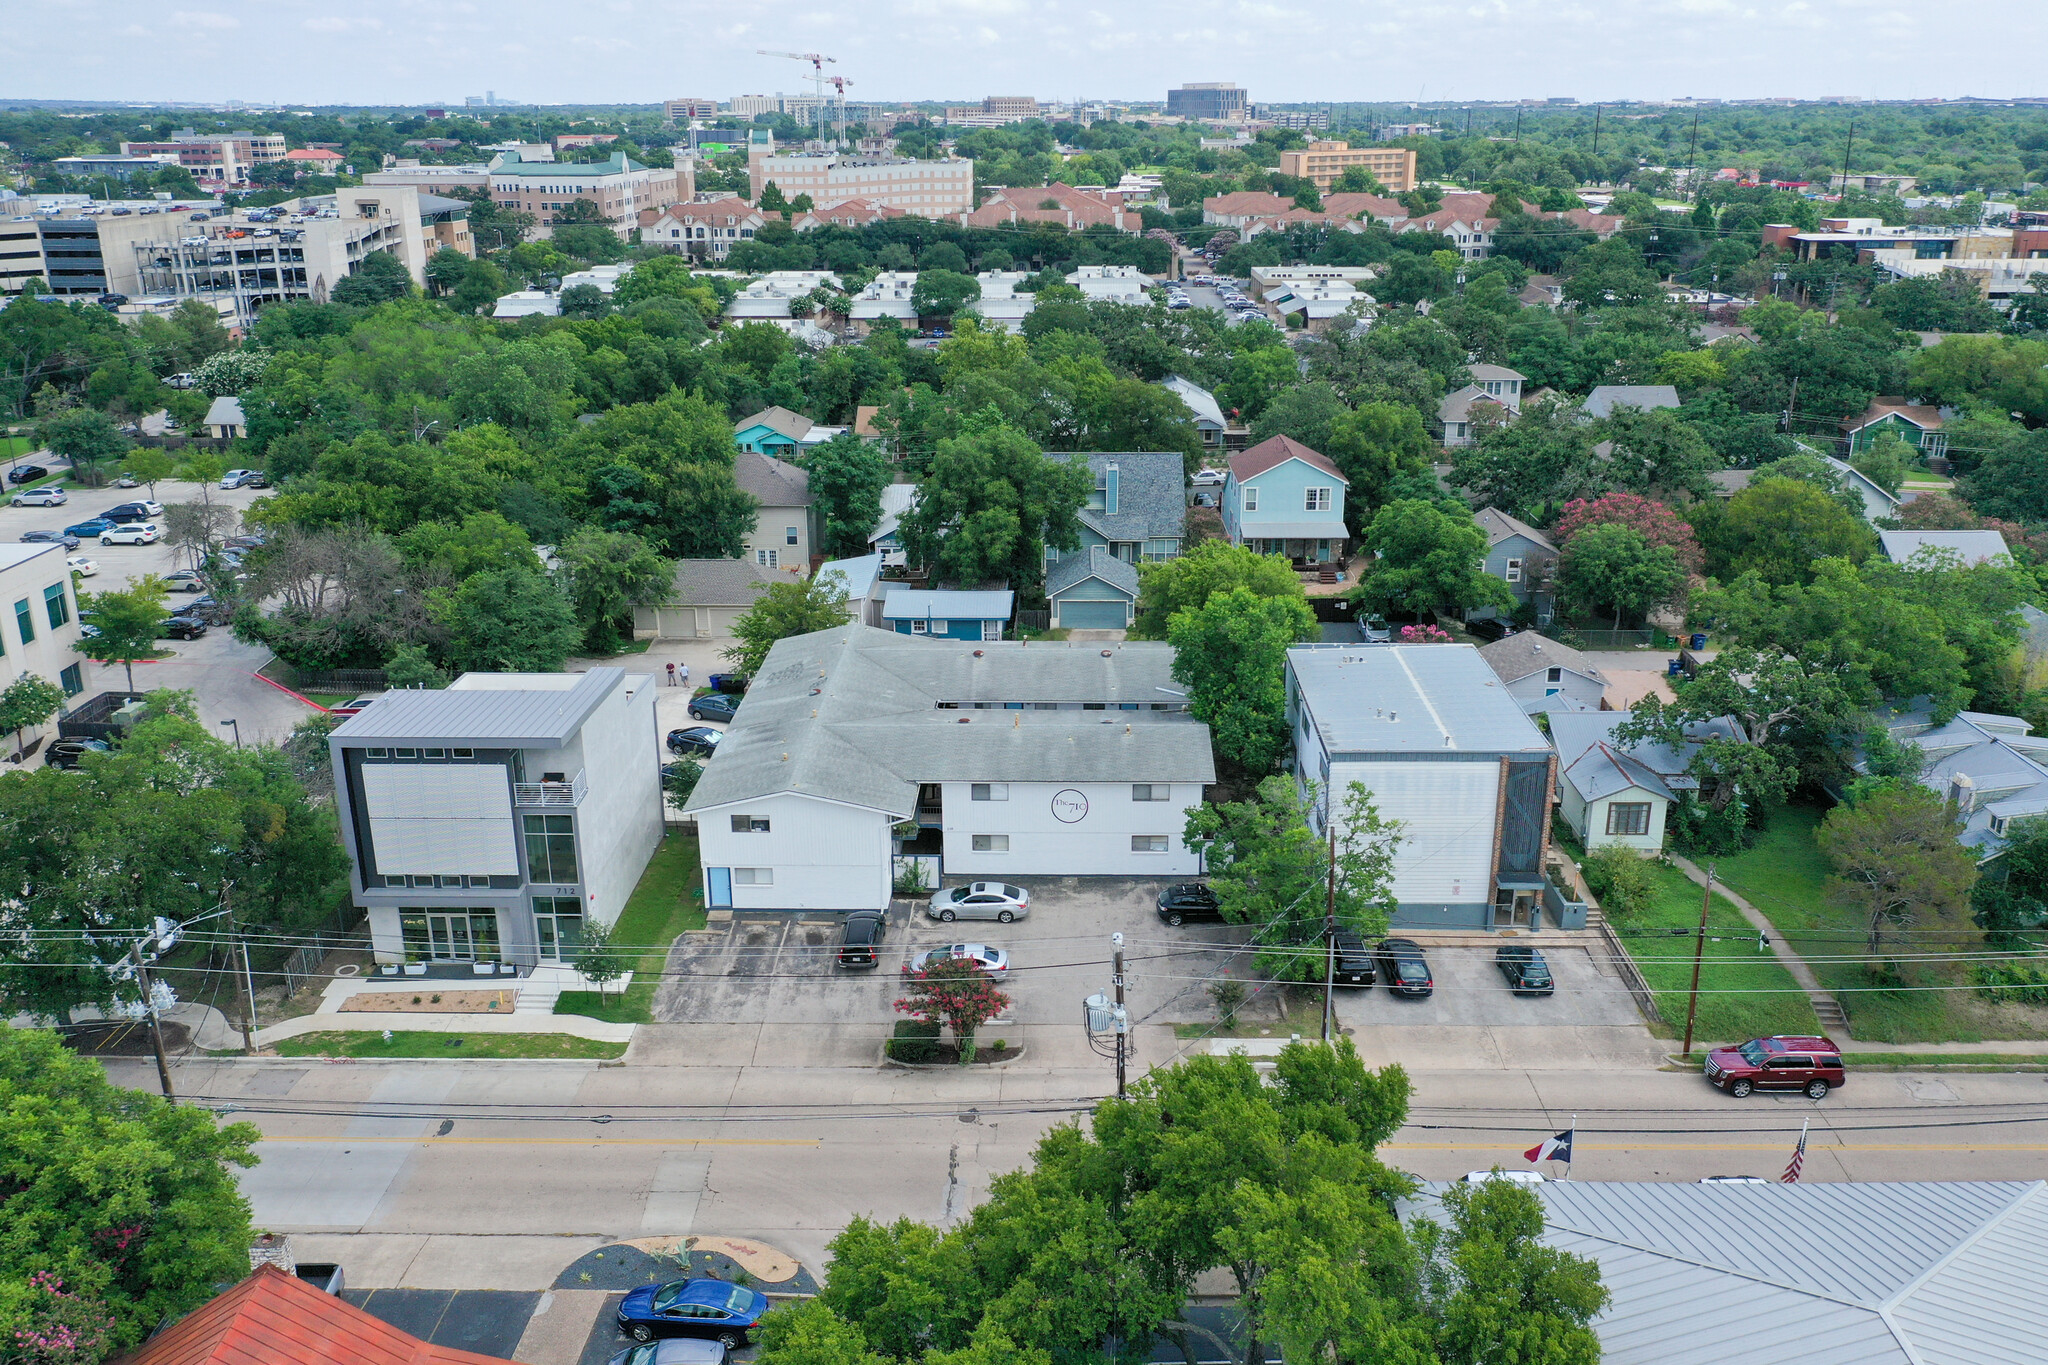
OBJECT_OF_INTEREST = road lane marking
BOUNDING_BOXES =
[253,1136,823,1146]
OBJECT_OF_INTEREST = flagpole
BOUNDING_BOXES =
[1563,1115,1575,1180]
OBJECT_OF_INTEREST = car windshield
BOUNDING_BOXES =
[1737,1041,1769,1066]
[651,1282,687,1311]
[625,1347,659,1365]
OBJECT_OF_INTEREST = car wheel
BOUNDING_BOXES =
[629,1324,653,1343]
[689,707,702,719]
[1729,1078,1753,1098]
[716,1333,742,1351]
[997,910,1014,923]
[1167,912,1184,926]
[1805,1079,1830,1100]
[939,909,955,922]
[101,536,112,545]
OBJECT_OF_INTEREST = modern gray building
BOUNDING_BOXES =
[1286,643,1555,929]
[1166,83,1248,121]
[327,668,663,967]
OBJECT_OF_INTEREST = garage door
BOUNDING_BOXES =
[1059,599,1128,629]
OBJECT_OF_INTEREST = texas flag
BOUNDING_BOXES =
[1525,1128,1574,1165]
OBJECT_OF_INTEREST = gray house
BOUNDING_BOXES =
[1870,704,2048,859]
[1473,506,1557,625]
[1047,545,1141,630]
[1582,384,1681,419]
[1479,632,1607,714]
[635,558,782,640]
[1549,709,1742,851]
[1045,451,1187,567]
[1159,374,1226,451]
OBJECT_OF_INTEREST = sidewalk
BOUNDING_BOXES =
[1667,853,1850,1036]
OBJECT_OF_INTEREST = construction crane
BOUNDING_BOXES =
[757,50,837,137]
[827,76,854,139]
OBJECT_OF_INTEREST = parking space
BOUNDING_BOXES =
[343,1288,540,1362]
[1333,946,1642,1029]
[7,477,271,591]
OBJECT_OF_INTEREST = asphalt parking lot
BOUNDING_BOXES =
[1334,945,1643,1029]
[7,474,270,591]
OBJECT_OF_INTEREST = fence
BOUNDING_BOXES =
[1549,627,1669,651]
[263,663,389,693]
[57,691,147,741]
[1014,610,1050,632]
[278,931,366,995]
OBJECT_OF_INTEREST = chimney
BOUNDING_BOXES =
[1948,772,1976,813]
[1104,462,1120,516]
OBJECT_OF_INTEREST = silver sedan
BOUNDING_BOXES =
[909,943,1010,979]
[926,882,1030,923]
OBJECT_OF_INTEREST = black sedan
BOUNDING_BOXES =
[688,692,740,722]
[1377,938,1434,998]
[1495,945,1555,995]
[1156,883,1224,925]
[20,530,81,550]
[666,726,722,757]
[6,464,49,484]
[159,616,208,640]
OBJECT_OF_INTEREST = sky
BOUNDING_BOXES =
[13,0,2048,108]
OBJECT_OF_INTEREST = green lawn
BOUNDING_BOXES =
[555,831,704,1024]
[1614,858,1823,1048]
[0,435,34,461]
[269,1031,626,1060]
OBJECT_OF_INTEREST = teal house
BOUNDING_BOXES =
[1221,435,1349,563]
[1844,399,1947,461]
[734,405,842,457]
[1047,546,1140,630]
[881,589,1015,641]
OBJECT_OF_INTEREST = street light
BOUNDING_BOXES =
[219,718,241,749]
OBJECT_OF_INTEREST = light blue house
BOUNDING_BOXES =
[733,405,844,457]
[1221,435,1349,563]
[881,588,1015,641]
[1045,451,1187,569]
[1473,506,1557,626]
[1047,546,1140,630]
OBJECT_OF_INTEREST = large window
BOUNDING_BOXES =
[1606,802,1652,837]
[1131,835,1169,853]
[1304,487,1332,512]
[43,582,69,629]
[1242,487,1258,512]
[971,834,1009,852]
[398,908,501,963]
[730,814,770,833]
[1132,784,1169,802]
[971,783,1008,801]
[13,598,32,644]
[60,663,82,696]
[523,813,578,883]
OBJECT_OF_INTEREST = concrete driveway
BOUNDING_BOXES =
[76,624,319,755]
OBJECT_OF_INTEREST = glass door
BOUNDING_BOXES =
[427,912,473,959]
[1492,890,1537,928]
[534,897,584,963]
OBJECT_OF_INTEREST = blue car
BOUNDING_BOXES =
[616,1279,767,1347]
[688,693,739,723]
[65,518,117,538]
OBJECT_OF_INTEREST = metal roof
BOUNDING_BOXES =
[815,553,883,600]
[683,625,1215,814]
[1582,385,1681,419]
[881,589,1015,621]
[1877,530,2011,566]
[1288,643,1549,756]
[329,668,629,748]
[1407,1180,2048,1365]
[1159,374,1225,428]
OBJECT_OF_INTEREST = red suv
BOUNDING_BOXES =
[1704,1035,1845,1099]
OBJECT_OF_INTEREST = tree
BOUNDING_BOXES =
[1321,402,1436,528]
[161,499,239,572]
[1817,780,1979,956]
[36,407,129,485]
[1183,778,1405,982]
[1168,586,1318,774]
[122,446,175,499]
[328,250,414,306]
[383,642,447,690]
[1552,491,1704,574]
[189,348,269,398]
[1352,499,1517,621]
[1597,405,1722,503]
[573,919,629,997]
[557,282,611,319]
[895,955,1010,1063]
[448,258,510,316]
[1959,428,2048,524]
[568,393,758,560]
[1415,1178,1608,1365]
[913,269,982,321]
[1330,165,1386,194]
[0,672,64,760]
[1706,476,1875,587]
[423,247,471,298]
[80,578,169,691]
[900,425,1089,596]
[554,528,672,653]
[1974,817,2048,945]
[725,576,851,677]
[1131,541,1307,641]
[663,757,704,806]
[806,432,893,558]
[0,1029,262,1357]
[1450,396,1605,525]
[432,569,583,673]
[1556,522,1687,629]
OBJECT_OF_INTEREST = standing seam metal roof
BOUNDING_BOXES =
[329,668,625,747]
[1289,643,1549,755]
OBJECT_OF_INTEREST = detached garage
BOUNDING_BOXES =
[1048,546,1138,630]
[635,559,783,640]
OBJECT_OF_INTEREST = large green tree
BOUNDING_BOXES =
[81,577,170,692]
[566,392,759,559]
[554,527,672,653]
[1130,540,1307,641]
[725,576,852,677]
[1555,522,1686,629]
[1818,780,1980,956]
[36,406,130,485]
[899,425,1090,597]
[806,433,894,558]
[1352,499,1517,621]
[1705,476,1875,586]
[432,568,583,672]
[1166,585,1318,774]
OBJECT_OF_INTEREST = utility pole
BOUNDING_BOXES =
[131,941,175,1103]
[1321,817,1337,1045]
[1839,119,1856,200]
[1681,864,1715,1058]
[1683,111,1701,200]
[237,930,257,1056]
[1112,933,1127,1099]
[1592,105,1602,157]
[1782,375,1800,435]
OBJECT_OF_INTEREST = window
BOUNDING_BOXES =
[1606,802,1652,837]
[910,620,928,634]
[971,783,1008,801]
[1131,835,1169,853]
[1304,487,1332,512]
[43,582,68,629]
[1504,558,1523,584]
[733,867,774,885]
[13,598,32,644]
[1242,486,1258,512]
[1546,666,1562,683]
[395,748,417,758]
[756,548,779,568]
[452,748,474,759]
[785,525,798,546]
[523,813,578,883]
[366,748,388,758]
[424,748,445,759]
[60,663,81,696]
[1132,784,1169,801]
[730,814,770,832]
[971,834,1009,852]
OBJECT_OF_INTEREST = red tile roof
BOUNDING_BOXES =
[109,1265,526,1365]
[1230,435,1347,483]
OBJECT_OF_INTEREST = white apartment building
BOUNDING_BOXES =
[684,626,1216,911]
[327,668,663,968]
[727,270,842,320]
[489,151,687,237]
[1066,264,1153,301]
[849,270,920,323]
[749,152,974,217]
[1,543,89,714]
[968,271,1037,331]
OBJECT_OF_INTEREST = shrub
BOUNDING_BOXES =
[1208,975,1249,1027]
[1582,846,1655,919]
[886,1019,943,1063]
[1973,959,2048,1005]
[1667,794,1755,856]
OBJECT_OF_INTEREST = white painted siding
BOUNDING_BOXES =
[941,780,1203,877]
[572,677,665,928]
[695,792,895,910]
[1583,788,1668,853]
[1328,759,1498,904]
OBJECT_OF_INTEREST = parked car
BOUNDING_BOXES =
[220,470,258,489]
[102,500,163,520]
[21,530,80,550]
[112,473,138,487]
[607,1340,727,1365]
[908,943,1009,979]
[158,616,208,640]
[1495,945,1555,995]
[46,738,111,769]
[666,726,722,757]
[1359,614,1391,643]
[1190,469,1226,487]
[1376,938,1434,997]
[65,556,98,577]
[102,522,162,545]
[1156,883,1224,925]
[838,910,888,969]
[927,882,1030,923]
[224,533,267,550]
[6,465,49,484]
[688,692,740,722]
[327,694,385,717]
[1332,929,1377,986]
[173,595,227,622]
[11,487,66,507]
[1704,1036,1845,1100]
[66,518,118,539]
[616,1279,768,1348]
[161,569,206,592]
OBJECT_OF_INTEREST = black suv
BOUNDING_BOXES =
[1495,945,1555,995]
[1332,929,1377,986]
[1377,938,1434,997]
[46,738,111,769]
[838,911,887,969]
[1156,883,1224,925]
[6,465,48,484]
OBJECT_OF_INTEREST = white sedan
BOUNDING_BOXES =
[927,882,1031,923]
[1191,469,1226,487]
[908,943,1010,979]
[65,556,98,577]
[101,522,162,545]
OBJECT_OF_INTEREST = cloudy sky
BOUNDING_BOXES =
[14,0,2046,107]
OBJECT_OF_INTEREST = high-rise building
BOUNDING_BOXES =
[665,97,718,121]
[749,151,974,218]
[983,96,1039,120]
[1278,141,1420,194]
[1166,83,1247,121]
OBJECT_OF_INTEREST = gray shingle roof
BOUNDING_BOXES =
[1288,643,1549,755]
[682,625,1217,814]
[1436,383,1509,424]
[1047,545,1139,599]
[732,450,812,508]
[1479,632,1599,686]
[1582,385,1681,419]
[1550,709,1740,801]
[734,406,813,440]
[660,558,781,607]
[1474,507,1556,552]
[1048,450,1189,544]
[330,668,627,747]
[1406,1180,2048,1365]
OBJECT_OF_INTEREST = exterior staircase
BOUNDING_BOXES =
[513,964,633,1016]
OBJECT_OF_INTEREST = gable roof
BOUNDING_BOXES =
[880,588,1015,622]
[1467,363,1526,383]
[1846,397,1944,433]
[1229,435,1347,484]
[1564,739,1678,802]
[1437,383,1509,425]
[1877,529,2011,566]
[205,395,246,426]
[1404,1180,2048,1365]
[109,1264,521,1365]
[1479,632,1601,686]
[814,552,883,600]
[661,557,782,606]
[732,450,812,508]
[1047,545,1140,599]
[853,405,883,438]
[1549,708,1742,801]
[1582,385,1682,419]
[1473,507,1557,553]
[869,483,918,545]
[1160,374,1225,429]
[1047,450,1189,544]
[734,406,814,442]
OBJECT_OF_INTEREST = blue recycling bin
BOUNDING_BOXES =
[1667,659,1684,677]
[1689,632,1708,650]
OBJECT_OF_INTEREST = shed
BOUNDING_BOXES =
[634,557,782,640]
[203,394,247,440]
[1047,546,1139,630]
[815,552,886,626]
[881,588,1015,641]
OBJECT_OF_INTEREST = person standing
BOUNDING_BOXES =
[678,661,690,687]
[665,661,678,687]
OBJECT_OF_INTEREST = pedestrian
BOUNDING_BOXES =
[679,661,690,687]
[665,661,677,687]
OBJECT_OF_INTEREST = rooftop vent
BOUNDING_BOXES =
[1388,710,1398,723]
[1101,649,1112,657]
[973,649,984,657]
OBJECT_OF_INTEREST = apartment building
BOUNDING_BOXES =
[1,542,89,710]
[749,152,973,217]
[489,151,687,237]
[118,130,288,186]
[665,97,718,121]
[0,217,45,293]
[1167,84,1248,121]
[327,668,663,968]
[1277,141,1420,194]
[361,164,493,192]
[638,197,766,261]
[983,95,1040,120]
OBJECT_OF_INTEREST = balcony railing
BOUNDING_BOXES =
[514,770,587,807]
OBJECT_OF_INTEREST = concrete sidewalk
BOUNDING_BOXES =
[1667,853,1851,1036]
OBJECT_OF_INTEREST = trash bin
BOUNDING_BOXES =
[1689,632,1708,650]
[1667,659,1684,678]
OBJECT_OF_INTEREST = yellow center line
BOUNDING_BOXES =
[254,1136,823,1146]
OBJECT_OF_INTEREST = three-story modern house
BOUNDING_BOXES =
[1220,436,1350,563]
[327,668,663,968]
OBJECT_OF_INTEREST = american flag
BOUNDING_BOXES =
[1781,1121,1808,1183]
